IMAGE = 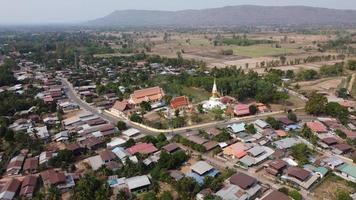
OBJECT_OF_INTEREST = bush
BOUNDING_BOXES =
[220,49,234,55]
[288,190,302,200]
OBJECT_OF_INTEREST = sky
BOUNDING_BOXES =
[1,0,356,24]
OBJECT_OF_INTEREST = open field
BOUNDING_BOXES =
[181,86,211,103]
[313,174,356,200]
[294,77,345,93]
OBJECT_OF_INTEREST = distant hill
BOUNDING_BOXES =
[86,5,356,27]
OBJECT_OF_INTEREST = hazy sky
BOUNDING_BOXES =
[1,0,356,24]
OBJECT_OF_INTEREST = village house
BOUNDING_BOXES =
[336,163,356,182]
[216,172,262,200]
[6,154,25,175]
[186,161,219,185]
[0,178,21,200]
[162,143,181,154]
[23,157,39,174]
[110,100,134,116]
[40,169,75,190]
[19,175,37,198]
[282,166,320,189]
[306,121,328,136]
[239,145,275,168]
[265,159,288,176]
[127,143,158,155]
[223,142,251,159]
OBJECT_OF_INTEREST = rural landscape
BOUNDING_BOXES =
[0,1,356,200]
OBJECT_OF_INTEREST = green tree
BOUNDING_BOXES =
[325,102,349,124]
[129,113,143,123]
[336,88,348,99]
[160,191,174,200]
[116,190,132,200]
[335,129,347,139]
[48,149,75,169]
[249,104,257,115]
[245,124,256,134]
[140,101,152,112]
[116,121,127,131]
[175,177,200,199]
[291,143,311,166]
[171,117,185,128]
[72,173,112,200]
[266,117,281,130]
[287,111,298,122]
[197,104,204,114]
[305,92,327,115]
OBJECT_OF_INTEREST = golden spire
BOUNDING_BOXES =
[212,78,219,98]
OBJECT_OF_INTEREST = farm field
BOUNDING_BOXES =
[232,44,301,57]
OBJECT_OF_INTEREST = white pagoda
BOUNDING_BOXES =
[202,79,226,110]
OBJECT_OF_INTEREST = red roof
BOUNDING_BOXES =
[306,121,328,133]
[40,169,66,186]
[127,143,158,155]
[20,175,37,197]
[262,190,292,200]
[234,104,250,116]
[170,96,189,109]
[23,157,38,171]
[287,167,310,181]
[130,86,164,104]
[112,100,130,112]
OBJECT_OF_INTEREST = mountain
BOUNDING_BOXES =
[86,5,356,27]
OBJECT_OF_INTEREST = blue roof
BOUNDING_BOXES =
[337,164,356,178]
[228,123,246,133]
[314,167,329,176]
[186,169,220,185]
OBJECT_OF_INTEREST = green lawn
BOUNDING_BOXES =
[231,45,301,57]
[181,87,211,103]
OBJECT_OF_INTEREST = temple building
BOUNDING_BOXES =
[202,79,226,111]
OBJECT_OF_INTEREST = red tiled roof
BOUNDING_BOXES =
[127,143,158,155]
[234,104,250,116]
[306,121,328,133]
[130,86,164,104]
[170,96,189,109]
